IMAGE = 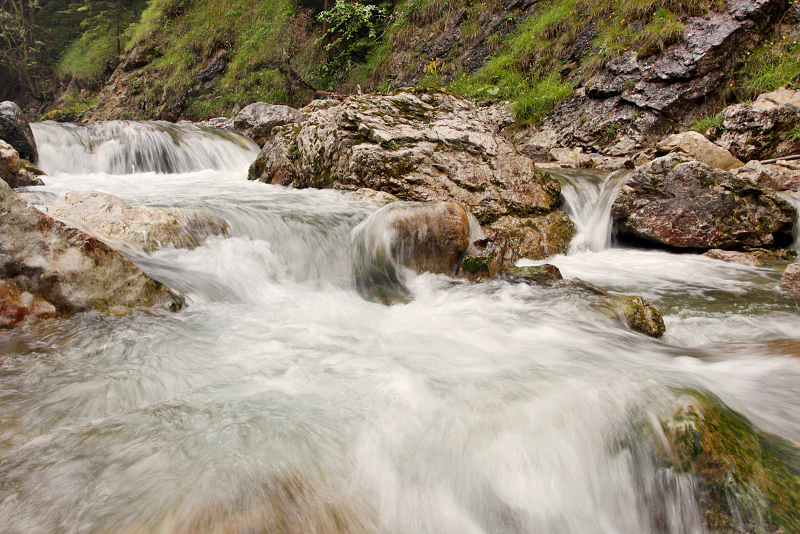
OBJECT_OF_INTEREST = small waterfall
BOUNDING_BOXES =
[31,120,259,175]
[556,169,632,253]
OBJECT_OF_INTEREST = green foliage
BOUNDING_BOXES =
[56,26,117,86]
[512,74,573,124]
[734,34,800,101]
[692,113,723,134]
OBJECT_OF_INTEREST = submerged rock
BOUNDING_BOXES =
[48,191,229,252]
[0,179,175,314]
[607,295,666,338]
[502,264,564,285]
[249,90,561,223]
[780,262,800,293]
[0,101,37,163]
[660,394,800,533]
[351,201,474,304]
[233,103,305,147]
[0,279,57,327]
[612,153,795,250]
[703,249,764,266]
[657,131,743,171]
[717,87,800,161]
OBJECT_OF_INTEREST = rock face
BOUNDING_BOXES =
[249,90,561,224]
[612,154,795,249]
[781,262,800,293]
[733,159,800,193]
[716,87,800,161]
[0,101,38,163]
[0,140,44,188]
[351,201,474,303]
[0,279,57,327]
[528,0,788,156]
[0,180,174,314]
[233,103,305,147]
[48,191,229,252]
[657,131,743,170]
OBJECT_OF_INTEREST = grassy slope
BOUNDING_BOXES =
[54,0,800,122]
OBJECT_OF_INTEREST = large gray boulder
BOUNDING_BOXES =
[233,102,304,147]
[611,153,795,249]
[49,191,229,252]
[0,101,38,163]
[716,87,800,161]
[248,90,561,224]
[0,179,175,314]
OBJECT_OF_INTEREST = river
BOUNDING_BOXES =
[1,121,799,534]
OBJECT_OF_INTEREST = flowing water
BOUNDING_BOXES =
[1,122,799,534]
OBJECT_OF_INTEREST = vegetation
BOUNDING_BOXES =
[733,31,800,101]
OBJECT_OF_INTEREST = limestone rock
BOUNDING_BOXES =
[48,191,229,252]
[780,262,800,293]
[0,140,44,188]
[0,101,37,163]
[233,103,305,147]
[347,188,399,205]
[0,179,175,313]
[733,159,800,193]
[458,233,515,283]
[703,249,764,266]
[0,278,57,327]
[609,295,666,338]
[611,153,795,249]
[657,131,743,170]
[489,210,576,260]
[249,90,561,223]
[717,87,800,161]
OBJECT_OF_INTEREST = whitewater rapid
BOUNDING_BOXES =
[0,121,798,534]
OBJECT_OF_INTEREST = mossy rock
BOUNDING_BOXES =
[503,264,563,286]
[610,295,666,338]
[662,394,800,533]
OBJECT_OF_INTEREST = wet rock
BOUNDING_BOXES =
[657,131,743,171]
[611,153,795,250]
[233,103,305,147]
[0,179,175,314]
[780,262,800,293]
[0,101,37,163]
[502,264,563,285]
[733,159,800,193]
[0,279,57,327]
[48,191,229,252]
[489,210,576,260]
[347,188,399,205]
[703,249,764,266]
[351,201,473,304]
[458,233,515,283]
[0,140,44,188]
[608,295,665,338]
[660,394,800,533]
[717,87,800,161]
[249,89,561,223]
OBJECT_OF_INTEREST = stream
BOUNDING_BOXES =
[1,121,799,534]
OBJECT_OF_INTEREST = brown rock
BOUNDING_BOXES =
[657,131,743,171]
[780,262,800,293]
[703,249,764,266]
[609,295,666,338]
[0,279,57,327]
[489,210,576,260]
[458,233,515,283]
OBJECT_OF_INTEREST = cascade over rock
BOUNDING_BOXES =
[248,90,561,224]
[0,101,38,163]
[716,87,800,161]
[611,153,795,250]
[0,179,175,314]
[49,191,229,252]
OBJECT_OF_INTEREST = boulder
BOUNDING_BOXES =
[0,101,38,163]
[351,201,473,303]
[703,249,764,266]
[458,233,515,283]
[657,131,743,170]
[611,153,795,249]
[716,87,800,161]
[780,262,800,293]
[733,159,800,193]
[608,295,665,338]
[0,278,57,327]
[0,179,174,314]
[233,103,305,147]
[48,191,229,252]
[489,210,576,260]
[0,140,44,188]
[249,90,561,224]
[502,264,564,285]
